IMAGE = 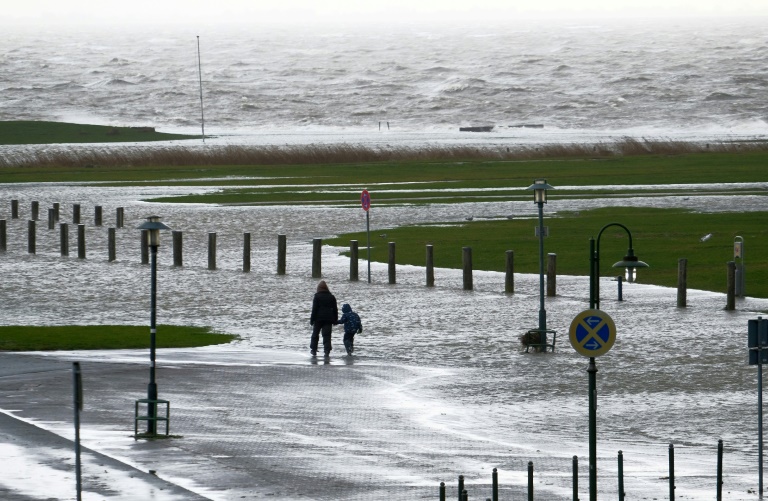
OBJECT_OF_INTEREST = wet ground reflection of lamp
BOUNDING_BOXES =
[526,179,555,352]
[589,222,649,310]
[138,215,171,434]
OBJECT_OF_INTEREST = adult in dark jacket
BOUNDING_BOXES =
[309,280,338,356]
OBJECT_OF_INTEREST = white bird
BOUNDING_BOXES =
[379,233,387,238]
[700,233,713,242]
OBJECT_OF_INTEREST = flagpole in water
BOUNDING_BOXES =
[197,36,205,143]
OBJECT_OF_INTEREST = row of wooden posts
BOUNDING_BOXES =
[1,200,741,308]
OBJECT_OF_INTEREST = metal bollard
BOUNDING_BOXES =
[547,252,556,296]
[572,455,579,501]
[669,443,675,500]
[440,482,446,501]
[528,461,534,501]
[458,475,464,501]
[618,450,625,500]
[461,489,468,501]
[492,467,498,501]
[717,439,723,500]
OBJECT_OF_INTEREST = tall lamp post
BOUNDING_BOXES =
[586,222,648,501]
[526,179,555,352]
[138,215,171,434]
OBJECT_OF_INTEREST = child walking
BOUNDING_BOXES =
[337,303,363,355]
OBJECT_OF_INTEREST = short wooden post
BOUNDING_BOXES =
[31,201,39,221]
[94,206,103,226]
[108,228,116,262]
[243,232,251,272]
[208,232,217,270]
[505,250,514,294]
[547,252,557,297]
[349,240,359,281]
[388,242,396,284]
[426,244,435,287]
[72,204,81,224]
[677,258,687,308]
[277,234,286,275]
[462,247,473,290]
[140,230,149,264]
[116,207,124,228]
[77,224,86,259]
[726,261,736,310]
[0,219,6,252]
[11,200,19,219]
[53,202,60,222]
[172,230,183,267]
[48,208,55,230]
[60,223,69,256]
[28,220,36,254]
[312,238,322,278]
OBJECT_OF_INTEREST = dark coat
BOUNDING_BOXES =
[310,290,338,325]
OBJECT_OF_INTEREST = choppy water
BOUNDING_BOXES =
[2,18,768,144]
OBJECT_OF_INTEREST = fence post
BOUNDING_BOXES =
[172,230,183,267]
[0,219,5,252]
[349,240,359,281]
[243,232,251,272]
[11,199,19,219]
[492,467,498,501]
[31,201,39,221]
[72,204,81,224]
[726,261,736,310]
[426,244,435,287]
[28,220,36,254]
[208,232,217,270]
[312,238,322,278]
[528,461,534,501]
[388,242,396,284]
[108,227,116,262]
[505,250,514,294]
[116,207,124,228]
[77,224,86,259]
[463,247,473,290]
[48,207,55,230]
[141,230,149,264]
[60,223,69,256]
[717,439,723,500]
[618,450,625,500]
[677,258,687,307]
[277,234,286,275]
[94,206,102,226]
[669,443,676,500]
[547,253,556,296]
[572,456,578,501]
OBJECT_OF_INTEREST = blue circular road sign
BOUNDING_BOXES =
[569,309,617,357]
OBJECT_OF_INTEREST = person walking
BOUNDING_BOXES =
[337,303,363,355]
[309,280,338,357]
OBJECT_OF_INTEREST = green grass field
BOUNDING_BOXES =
[0,121,198,145]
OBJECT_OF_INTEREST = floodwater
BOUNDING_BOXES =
[1,181,768,499]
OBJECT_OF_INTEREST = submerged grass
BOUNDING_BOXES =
[0,325,238,351]
[0,121,198,145]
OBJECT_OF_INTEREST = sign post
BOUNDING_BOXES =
[361,190,371,283]
[748,317,768,497]
[570,309,617,501]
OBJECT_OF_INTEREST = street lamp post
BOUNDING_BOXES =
[526,179,555,352]
[586,222,648,500]
[137,215,171,434]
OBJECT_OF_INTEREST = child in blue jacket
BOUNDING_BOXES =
[337,303,363,355]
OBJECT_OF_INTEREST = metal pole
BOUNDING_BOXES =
[492,467,498,501]
[589,238,596,309]
[528,461,534,501]
[72,362,82,501]
[669,443,675,501]
[458,475,464,501]
[618,450,625,501]
[147,244,158,434]
[717,439,723,501]
[588,357,597,501]
[572,455,579,501]
[537,201,547,350]
[197,36,205,143]
[760,353,764,498]
[366,211,371,283]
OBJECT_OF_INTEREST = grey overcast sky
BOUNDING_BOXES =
[5,0,768,27]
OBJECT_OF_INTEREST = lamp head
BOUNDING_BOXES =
[137,215,171,247]
[526,178,554,204]
[611,248,649,284]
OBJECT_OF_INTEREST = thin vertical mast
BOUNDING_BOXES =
[197,36,205,143]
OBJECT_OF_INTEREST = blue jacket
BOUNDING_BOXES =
[337,303,362,335]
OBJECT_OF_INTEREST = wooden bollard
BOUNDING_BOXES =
[31,201,39,221]
[726,261,736,310]
[677,258,687,307]
[547,252,557,297]
[349,240,359,281]
[116,207,124,228]
[0,219,6,252]
[60,223,69,256]
[277,234,286,275]
[108,228,116,262]
[72,204,81,224]
[47,208,55,230]
[208,232,217,270]
[505,250,514,294]
[243,232,251,272]
[77,224,86,259]
[28,220,36,254]
[94,206,103,226]
[462,247,473,290]
[426,244,435,287]
[312,238,322,278]
[53,202,60,222]
[140,230,149,264]
[388,242,396,284]
[11,200,19,219]
[172,230,183,267]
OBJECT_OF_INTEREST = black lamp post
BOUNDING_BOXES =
[526,179,555,352]
[586,222,647,500]
[137,215,171,434]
